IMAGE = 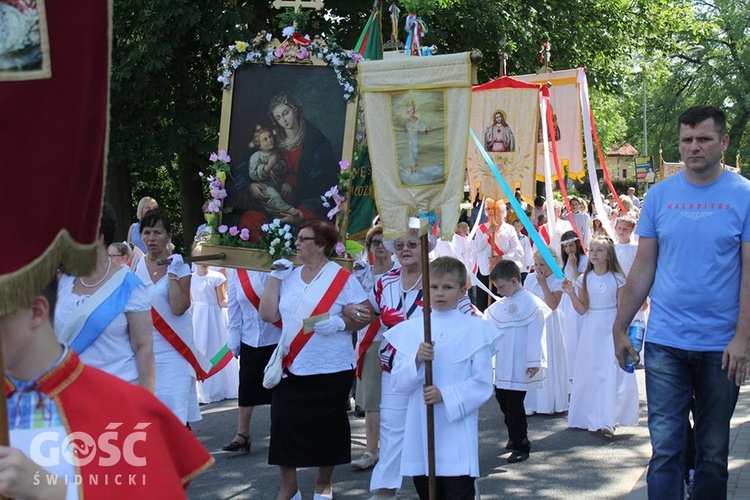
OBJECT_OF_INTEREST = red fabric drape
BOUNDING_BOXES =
[0,0,110,313]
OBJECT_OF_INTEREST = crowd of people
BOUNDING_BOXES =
[0,106,746,499]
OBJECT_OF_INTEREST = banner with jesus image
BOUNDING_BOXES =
[467,77,541,203]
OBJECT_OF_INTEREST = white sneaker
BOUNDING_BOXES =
[351,451,378,470]
[599,426,616,438]
[313,489,333,499]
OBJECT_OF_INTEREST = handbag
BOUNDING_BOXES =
[262,343,284,389]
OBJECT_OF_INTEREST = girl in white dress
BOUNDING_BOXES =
[191,263,239,403]
[563,237,639,437]
[559,230,588,385]
[524,249,569,415]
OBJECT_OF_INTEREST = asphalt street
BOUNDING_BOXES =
[188,368,651,499]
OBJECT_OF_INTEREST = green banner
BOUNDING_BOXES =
[347,146,377,239]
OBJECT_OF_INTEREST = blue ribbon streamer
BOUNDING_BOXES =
[418,211,440,231]
[468,127,564,279]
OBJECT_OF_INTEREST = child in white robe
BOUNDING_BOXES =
[613,215,638,276]
[614,215,648,362]
[562,236,639,437]
[523,250,569,415]
[485,260,549,463]
[384,257,496,499]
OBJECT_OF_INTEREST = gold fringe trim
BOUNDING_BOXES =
[0,230,97,315]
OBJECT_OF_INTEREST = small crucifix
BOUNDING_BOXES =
[272,0,325,12]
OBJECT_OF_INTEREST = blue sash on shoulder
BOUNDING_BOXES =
[69,272,142,354]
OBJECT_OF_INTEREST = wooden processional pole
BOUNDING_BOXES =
[419,230,436,499]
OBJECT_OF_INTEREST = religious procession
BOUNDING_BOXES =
[2,0,750,499]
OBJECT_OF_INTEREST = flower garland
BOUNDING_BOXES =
[217,27,362,101]
[320,160,353,220]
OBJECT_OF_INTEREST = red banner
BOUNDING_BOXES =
[0,0,111,314]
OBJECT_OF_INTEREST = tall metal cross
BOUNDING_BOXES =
[272,0,324,12]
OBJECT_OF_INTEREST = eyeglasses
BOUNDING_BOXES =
[369,240,384,247]
[394,241,419,251]
[295,236,316,242]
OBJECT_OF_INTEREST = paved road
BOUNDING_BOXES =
[188,369,652,499]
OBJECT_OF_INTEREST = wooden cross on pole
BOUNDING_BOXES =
[272,0,325,12]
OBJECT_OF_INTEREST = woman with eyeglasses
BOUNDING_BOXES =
[350,225,398,473]
[55,203,155,392]
[365,219,476,500]
[260,220,370,500]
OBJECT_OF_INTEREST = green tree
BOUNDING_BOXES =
[109,1,272,249]
[623,0,749,174]
[108,0,712,251]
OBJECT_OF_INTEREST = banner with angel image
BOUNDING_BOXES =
[359,52,474,239]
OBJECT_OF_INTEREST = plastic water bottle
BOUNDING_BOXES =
[625,319,646,373]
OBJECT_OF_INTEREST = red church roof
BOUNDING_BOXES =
[609,144,638,156]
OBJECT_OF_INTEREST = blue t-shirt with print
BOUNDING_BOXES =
[637,170,750,351]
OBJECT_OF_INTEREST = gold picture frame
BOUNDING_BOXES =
[217,51,358,240]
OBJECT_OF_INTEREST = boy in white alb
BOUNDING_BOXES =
[485,260,549,463]
[384,257,496,499]
[613,215,638,276]
[613,214,648,362]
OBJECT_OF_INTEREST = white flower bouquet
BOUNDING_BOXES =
[261,219,295,259]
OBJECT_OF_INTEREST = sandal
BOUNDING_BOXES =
[221,433,251,452]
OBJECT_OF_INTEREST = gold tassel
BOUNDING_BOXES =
[0,230,97,315]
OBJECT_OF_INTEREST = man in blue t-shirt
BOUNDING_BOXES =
[613,106,750,499]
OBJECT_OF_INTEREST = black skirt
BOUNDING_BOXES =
[268,369,354,467]
[238,343,276,407]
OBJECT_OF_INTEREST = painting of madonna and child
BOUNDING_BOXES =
[221,64,350,241]
[391,90,446,187]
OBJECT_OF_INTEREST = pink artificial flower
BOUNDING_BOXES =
[274,46,285,58]
[217,149,231,163]
[218,225,228,234]
[327,204,341,220]
[350,52,363,63]
[333,191,345,206]
[210,187,227,200]
[339,160,350,171]
[296,47,309,59]
[207,200,222,213]
[239,228,250,241]
[334,242,346,255]
[209,153,218,162]
[229,226,239,236]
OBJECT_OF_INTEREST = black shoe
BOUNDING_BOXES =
[504,440,519,450]
[507,450,530,463]
[222,433,251,452]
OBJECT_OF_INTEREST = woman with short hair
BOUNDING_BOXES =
[260,220,369,500]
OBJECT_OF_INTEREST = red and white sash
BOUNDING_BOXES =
[354,317,382,379]
[282,263,351,369]
[237,269,283,329]
[478,223,504,257]
[150,293,230,381]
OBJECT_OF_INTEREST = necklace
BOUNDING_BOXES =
[79,258,112,288]
[400,273,422,293]
[147,253,167,276]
